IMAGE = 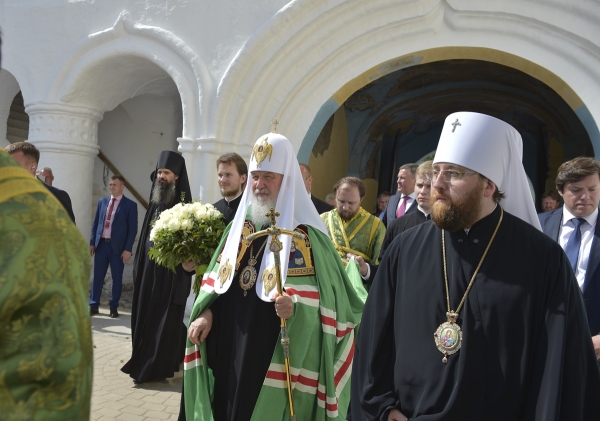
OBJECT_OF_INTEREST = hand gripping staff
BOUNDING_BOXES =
[245,208,305,421]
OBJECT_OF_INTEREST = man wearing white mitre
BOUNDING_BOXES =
[351,112,600,421]
[182,130,364,420]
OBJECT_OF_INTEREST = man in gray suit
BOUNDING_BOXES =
[381,163,418,227]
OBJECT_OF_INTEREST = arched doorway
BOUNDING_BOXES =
[306,59,592,212]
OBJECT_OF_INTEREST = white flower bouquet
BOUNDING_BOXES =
[148,200,226,279]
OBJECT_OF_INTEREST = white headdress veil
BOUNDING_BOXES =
[433,112,542,230]
[214,132,329,301]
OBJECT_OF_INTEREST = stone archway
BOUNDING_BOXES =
[306,58,592,211]
[24,11,212,233]
[0,69,24,148]
[211,0,600,164]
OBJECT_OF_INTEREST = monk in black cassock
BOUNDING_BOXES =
[122,150,194,383]
[351,112,600,421]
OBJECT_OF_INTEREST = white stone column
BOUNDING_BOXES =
[26,102,103,237]
[178,137,254,205]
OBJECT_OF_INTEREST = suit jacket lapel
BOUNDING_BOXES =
[546,209,562,241]
[99,197,108,227]
[583,218,600,293]
[113,196,125,220]
[388,194,400,220]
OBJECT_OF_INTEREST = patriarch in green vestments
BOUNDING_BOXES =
[182,131,364,420]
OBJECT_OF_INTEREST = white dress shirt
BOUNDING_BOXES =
[559,207,598,288]
[396,192,416,214]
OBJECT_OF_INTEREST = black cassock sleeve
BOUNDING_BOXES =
[523,250,600,420]
[351,235,402,421]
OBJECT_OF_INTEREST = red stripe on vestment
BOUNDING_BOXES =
[265,371,319,388]
[266,370,287,381]
[202,277,215,287]
[320,314,336,327]
[286,288,319,299]
[336,326,354,338]
[334,341,355,385]
[184,350,200,363]
[317,389,338,411]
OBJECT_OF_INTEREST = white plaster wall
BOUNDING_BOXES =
[2,0,600,234]
[0,0,288,104]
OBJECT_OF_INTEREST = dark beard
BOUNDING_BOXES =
[338,207,359,221]
[151,180,177,205]
[431,181,484,232]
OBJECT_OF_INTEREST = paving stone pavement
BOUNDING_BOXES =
[91,289,183,421]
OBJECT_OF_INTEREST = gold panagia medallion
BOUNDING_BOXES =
[262,266,278,295]
[434,312,462,364]
[239,265,258,296]
[252,137,273,167]
[218,259,233,287]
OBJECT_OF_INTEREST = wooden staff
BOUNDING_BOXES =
[246,208,305,421]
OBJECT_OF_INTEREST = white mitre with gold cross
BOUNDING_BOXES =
[214,128,328,301]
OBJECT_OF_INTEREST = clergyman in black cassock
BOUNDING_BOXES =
[379,206,429,258]
[351,112,600,420]
[213,193,242,225]
[121,150,193,383]
[352,207,600,420]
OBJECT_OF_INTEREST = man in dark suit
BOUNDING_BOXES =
[373,191,390,217]
[380,161,432,258]
[539,157,600,361]
[212,152,247,225]
[353,161,433,285]
[381,163,418,227]
[89,175,138,318]
[299,163,333,214]
[5,142,76,222]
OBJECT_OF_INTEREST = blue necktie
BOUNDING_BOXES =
[565,218,586,271]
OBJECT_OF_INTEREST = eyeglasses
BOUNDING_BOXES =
[425,170,476,182]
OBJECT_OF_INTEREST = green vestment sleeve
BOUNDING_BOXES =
[0,150,93,420]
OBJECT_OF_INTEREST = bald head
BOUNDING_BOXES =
[299,163,312,194]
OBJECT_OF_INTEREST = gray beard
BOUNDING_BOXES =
[250,194,277,228]
[151,180,177,206]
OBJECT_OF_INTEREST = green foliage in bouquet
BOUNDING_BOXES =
[147,200,226,280]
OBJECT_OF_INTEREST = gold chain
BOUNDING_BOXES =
[442,207,503,315]
[249,237,268,261]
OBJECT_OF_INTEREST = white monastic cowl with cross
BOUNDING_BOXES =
[214,132,329,301]
[433,111,542,230]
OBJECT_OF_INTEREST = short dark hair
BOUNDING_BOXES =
[377,191,391,199]
[555,157,600,193]
[334,177,366,199]
[5,141,40,163]
[111,174,125,184]
[541,190,560,201]
[216,153,248,176]
[399,163,418,178]
[477,174,506,202]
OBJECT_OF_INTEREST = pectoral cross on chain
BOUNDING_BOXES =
[266,208,280,226]
[451,119,461,133]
